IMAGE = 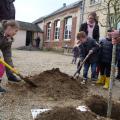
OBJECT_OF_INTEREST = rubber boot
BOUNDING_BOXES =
[103,77,110,89]
[96,75,106,84]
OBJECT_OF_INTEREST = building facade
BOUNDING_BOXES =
[33,0,120,50]
[34,1,82,50]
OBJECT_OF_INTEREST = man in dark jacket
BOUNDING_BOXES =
[0,0,15,20]
[77,32,99,84]
[80,12,100,42]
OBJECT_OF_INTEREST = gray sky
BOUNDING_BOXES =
[14,0,76,22]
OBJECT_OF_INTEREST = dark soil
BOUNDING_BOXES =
[35,107,103,120]
[85,95,120,120]
[27,68,87,100]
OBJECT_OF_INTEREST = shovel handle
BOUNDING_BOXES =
[0,58,19,75]
[74,51,93,77]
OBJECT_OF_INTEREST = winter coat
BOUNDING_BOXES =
[79,38,99,64]
[72,46,79,57]
[0,29,14,68]
[0,0,15,20]
[99,38,120,65]
[79,22,100,42]
[99,38,113,64]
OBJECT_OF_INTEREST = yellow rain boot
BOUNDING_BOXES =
[103,77,110,89]
[96,75,106,84]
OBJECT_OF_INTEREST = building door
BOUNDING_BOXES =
[26,31,33,46]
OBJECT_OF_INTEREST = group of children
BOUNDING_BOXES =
[72,30,120,89]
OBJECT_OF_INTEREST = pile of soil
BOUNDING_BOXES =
[35,107,103,120]
[85,95,120,120]
[27,68,87,100]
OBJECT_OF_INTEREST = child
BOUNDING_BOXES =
[77,31,99,84]
[0,20,20,92]
[72,45,79,64]
[96,30,113,89]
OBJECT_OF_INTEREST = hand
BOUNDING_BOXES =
[89,50,93,54]
[112,37,120,45]
[110,30,120,39]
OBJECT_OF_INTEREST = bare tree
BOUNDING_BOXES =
[106,0,120,118]
[98,0,120,118]
[97,0,120,29]
[94,0,120,118]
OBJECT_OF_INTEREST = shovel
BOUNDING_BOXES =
[0,58,37,87]
[73,51,93,79]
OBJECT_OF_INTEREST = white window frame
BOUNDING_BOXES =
[90,0,101,5]
[54,20,60,41]
[47,22,51,41]
[64,17,72,40]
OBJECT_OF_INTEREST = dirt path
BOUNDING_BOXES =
[0,50,120,120]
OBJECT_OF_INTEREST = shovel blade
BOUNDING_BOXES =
[23,78,37,87]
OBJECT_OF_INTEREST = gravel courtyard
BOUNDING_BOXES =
[0,50,120,120]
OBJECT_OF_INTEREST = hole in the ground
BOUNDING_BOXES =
[85,95,120,120]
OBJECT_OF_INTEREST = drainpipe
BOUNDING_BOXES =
[80,0,85,29]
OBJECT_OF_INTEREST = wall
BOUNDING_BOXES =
[38,22,44,31]
[43,7,80,49]
[12,30,26,48]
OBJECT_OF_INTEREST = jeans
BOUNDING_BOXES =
[83,63,97,80]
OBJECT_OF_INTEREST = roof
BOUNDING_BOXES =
[33,16,46,24]
[33,0,82,24]
[17,21,43,32]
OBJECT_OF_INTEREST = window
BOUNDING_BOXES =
[54,20,60,40]
[64,17,72,40]
[47,22,51,41]
[90,0,100,5]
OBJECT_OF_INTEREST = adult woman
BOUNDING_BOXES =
[80,12,100,42]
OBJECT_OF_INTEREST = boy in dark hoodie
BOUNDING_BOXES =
[77,31,99,84]
[96,30,113,89]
